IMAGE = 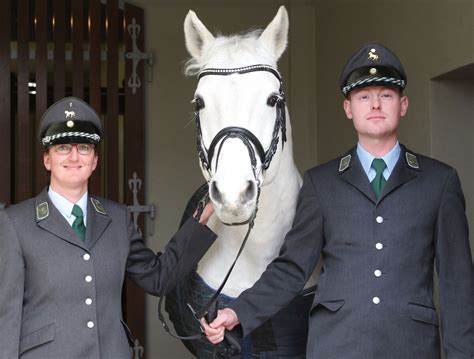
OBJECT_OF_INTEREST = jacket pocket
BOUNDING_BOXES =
[19,322,55,355]
[121,319,135,347]
[408,302,439,326]
[310,299,345,315]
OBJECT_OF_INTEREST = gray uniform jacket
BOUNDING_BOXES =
[0,188,216,359]
[231,145,474,359]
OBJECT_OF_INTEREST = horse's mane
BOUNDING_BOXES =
[184,29,276,76]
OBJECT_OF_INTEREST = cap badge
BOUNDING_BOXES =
[65,110,75,119]
[65,110,76,127]
[368,49,379,61]
[405,152,419,169]
[339,154,352,172]
[369,67,377,75]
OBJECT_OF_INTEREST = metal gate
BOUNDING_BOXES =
[0,0,149,357]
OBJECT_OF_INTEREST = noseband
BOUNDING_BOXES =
[195,64,287,179]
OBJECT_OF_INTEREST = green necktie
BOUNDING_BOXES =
[72,204,86,241]
[371,158,387,199]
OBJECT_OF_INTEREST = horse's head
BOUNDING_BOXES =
[184,7,290,225]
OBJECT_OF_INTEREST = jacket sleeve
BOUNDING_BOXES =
[435,169,474,358]
[0,211,24,358]
[230,171,324,337]
[125,208,217,296]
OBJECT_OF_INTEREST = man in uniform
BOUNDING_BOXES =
[0,97,216,358]
[203,43,474,358]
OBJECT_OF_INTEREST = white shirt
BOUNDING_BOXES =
[48,188,88,227]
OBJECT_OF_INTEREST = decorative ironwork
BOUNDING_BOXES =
[125,17,154,94]
[127,171,155,236]
[132,338,144,359]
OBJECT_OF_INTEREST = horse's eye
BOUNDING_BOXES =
[267,94,279,107]
[193,96,205,111]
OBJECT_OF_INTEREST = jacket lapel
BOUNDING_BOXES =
[339,145,420,204]
[35,188,88,250]
[339,147,378,203]
[85,197,111,249]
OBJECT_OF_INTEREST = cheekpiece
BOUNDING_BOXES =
[340,43,407,96]
[39,97,102,147]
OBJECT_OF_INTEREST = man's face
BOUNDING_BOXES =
[343,86,408,143]
[43,143,98,192]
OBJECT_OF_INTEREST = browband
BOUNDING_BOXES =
[198,64,282,83]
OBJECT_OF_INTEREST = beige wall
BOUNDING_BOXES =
[431,75,474,258]
[127,0,473,357]
[315,0,474,163]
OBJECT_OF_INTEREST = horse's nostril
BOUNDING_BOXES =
[243,180,257,202]
[209,180,222,204]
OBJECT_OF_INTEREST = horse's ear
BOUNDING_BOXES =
[184,10,215,59]
[258,6,289,60]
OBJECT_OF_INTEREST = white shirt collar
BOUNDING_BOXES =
[357,142,400,181]
[48,188,88,226]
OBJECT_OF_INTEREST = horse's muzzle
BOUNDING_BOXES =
[209,179,258,224]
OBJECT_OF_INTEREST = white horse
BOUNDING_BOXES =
[166,7,314,357]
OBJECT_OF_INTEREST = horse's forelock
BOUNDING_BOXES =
[184,29,274,77]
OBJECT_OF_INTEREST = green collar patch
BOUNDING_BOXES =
[36,202,49,220]
[405,152,419,169]
[339,154,352,172]
[90,198,107,215]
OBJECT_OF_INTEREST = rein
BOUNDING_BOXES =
[158,64,287,356]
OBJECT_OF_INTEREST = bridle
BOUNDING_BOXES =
[158,64,287,357]
[195,64,287,182]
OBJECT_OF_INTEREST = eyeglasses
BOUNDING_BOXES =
[52,143,95,155]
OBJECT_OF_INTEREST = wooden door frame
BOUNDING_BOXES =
[0,1,149,357]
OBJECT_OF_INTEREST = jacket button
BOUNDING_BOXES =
[87,321,94,328]
[85,275,92,283]
[85,298,92,305]
[372,296,381,304]
[376,216,384,223]
[374,270,382,277]
[375,242,383,250]
[83,253,91,261]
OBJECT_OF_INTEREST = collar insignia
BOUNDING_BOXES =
[36,202,49,220]
[90,198,107,215]
[339,154,352,172]
[405,152,419,169]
